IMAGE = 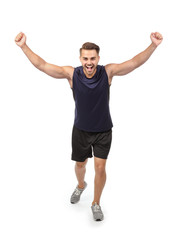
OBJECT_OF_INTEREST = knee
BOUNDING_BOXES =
[76,161,87,169]
[95,164,106,176]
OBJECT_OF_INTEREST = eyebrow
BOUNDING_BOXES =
[83,57,96,59]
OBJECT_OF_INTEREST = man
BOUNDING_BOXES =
[15,32,163,221]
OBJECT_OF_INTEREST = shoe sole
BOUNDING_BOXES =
[70,201,79,204]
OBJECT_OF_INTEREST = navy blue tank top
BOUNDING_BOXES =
[72,65,113,132]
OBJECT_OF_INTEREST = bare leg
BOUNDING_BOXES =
[75,158,88,189]
[92,157,107,205]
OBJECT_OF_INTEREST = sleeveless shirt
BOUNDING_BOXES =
[72,65,113,132]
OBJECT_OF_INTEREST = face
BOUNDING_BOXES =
[80,49,100,78]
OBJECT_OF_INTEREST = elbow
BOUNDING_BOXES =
[36,60,46,72]
[131,58,139,69]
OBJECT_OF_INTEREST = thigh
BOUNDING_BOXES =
[71,125,93,162]
[93,129,112,160]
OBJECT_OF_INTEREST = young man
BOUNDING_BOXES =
[15,32,163,221]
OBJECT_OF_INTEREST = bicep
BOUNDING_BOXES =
[41,63,74,79]
[106,59,136,78]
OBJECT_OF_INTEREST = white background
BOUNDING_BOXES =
[0,0,180,239]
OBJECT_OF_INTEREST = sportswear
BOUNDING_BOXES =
[70,181,87,204]
[72,65,113,132]
[91,202,104,221]
[71,125,112,162]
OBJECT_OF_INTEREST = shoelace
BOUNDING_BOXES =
[93,204,101,212]
[74,188,81,195]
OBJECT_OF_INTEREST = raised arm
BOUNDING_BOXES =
[105,32,163,81]
[15,32,74,81]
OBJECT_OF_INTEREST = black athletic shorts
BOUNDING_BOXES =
[71,125,112,162]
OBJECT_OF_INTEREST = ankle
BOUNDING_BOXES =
[78,181,85,189]
[92,201,100,206]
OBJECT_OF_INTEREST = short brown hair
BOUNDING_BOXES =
[80,42,100,55]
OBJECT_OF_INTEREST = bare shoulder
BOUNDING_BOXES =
[105,64,112,77]
[105,64,114,85]
[63,66,74,80]
[64,66,74,89]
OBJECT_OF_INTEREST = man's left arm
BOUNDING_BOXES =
[105,32,163,80]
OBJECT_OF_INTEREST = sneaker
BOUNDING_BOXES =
[70,181,87,204]
[91,203,104,221]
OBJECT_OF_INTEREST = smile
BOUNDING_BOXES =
[86,65,93,70]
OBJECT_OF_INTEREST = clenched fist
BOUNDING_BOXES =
[15,32,26,47]
[150,32,163,47]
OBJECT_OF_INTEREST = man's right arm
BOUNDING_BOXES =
[15,32,74,80]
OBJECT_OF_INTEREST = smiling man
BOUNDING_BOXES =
[15,31,163,221]
[80,43,100,77]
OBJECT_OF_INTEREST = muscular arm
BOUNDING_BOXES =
[105,32,163,80]
[15,32,74,80]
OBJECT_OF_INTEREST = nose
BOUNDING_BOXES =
[87,60,91,65]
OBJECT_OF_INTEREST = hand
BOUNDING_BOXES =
[150,32,163,47]
[15,32,26,48]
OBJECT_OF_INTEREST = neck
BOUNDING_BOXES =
[83,68,97,78]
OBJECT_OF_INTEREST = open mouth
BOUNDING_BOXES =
[86,65,93,71]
